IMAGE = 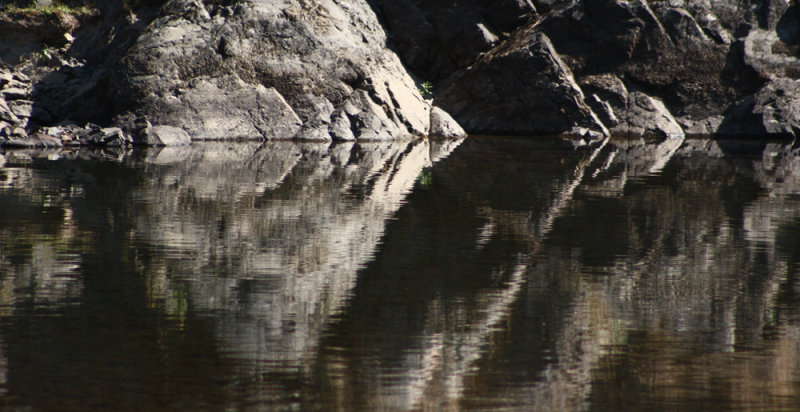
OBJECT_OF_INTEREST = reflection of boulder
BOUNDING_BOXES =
[311,137,800,410]
[128,139,463,387]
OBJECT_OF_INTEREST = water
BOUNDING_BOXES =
[0,136,799,411]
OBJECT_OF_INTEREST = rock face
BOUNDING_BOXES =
[370,0,537,79]
[378,0,800,138]
[1,0,798,139]
[112,0,435,140]
[437,30,608,136]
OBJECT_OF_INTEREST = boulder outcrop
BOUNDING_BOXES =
[112,0,439,140]
[0,0,797,140]
[381,0,800,138]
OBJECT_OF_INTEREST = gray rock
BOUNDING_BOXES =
[437,31,607,136]
[136,125,192,146]
[9,100,32,119]
[141,76,303,140]
[746,0,798,71]
[12,72,29,83]
[0,72,11,87]
[339,90,406,140]
[3,133,63,148]
[0,98,20,125]
[329,110,356,142]
[612,92,685,139]
[1,87,28,100]
[5,126,26,139]
[0,153,5,168]
[718,79,800,138]
[751,78,800,136]
[114,0,432,141]
[429,106,466,138]
[87,127,132,147]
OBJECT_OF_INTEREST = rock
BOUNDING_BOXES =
[12,72,29,83]
[0,103,20,124]
[0,9,82,63]
[337,90,405,140]
[9,100,32,119]
[0,153,5,168]
[87,127,132,147]
[743,0,800,79]
[751,78,800,137]
[43,123,86,146]
[1,87,28,100]
[429,106,466,138]
[372,0,536,79]
[0,71,11,86]
[138,76,303,140]
[613,92,685,138]
[437,31,607,136]
[329,110,356,141]
[719,78,800,138]
[0,131,62,148]
[135,125,192,146]
[113,0,433,141]
[3,126,27,139]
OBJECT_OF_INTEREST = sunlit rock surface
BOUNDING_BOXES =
[114,0,436,140]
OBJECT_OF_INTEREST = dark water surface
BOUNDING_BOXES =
[1,136,800,411]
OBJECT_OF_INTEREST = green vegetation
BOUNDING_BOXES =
[419,81,434,99]
[5,1,91,15]
[417,169,433,189]
[39,46,55,64]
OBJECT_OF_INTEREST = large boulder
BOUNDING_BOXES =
[437,31,607,136]
[719,78,800,137]
[429,0,800,138]
[113,0,441,141]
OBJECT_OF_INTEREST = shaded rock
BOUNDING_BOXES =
[719,78,800,138]
[0,9,83,63]
[429,106,466,138]
[135,125,192,146]
[751,78,800,136]
[1,131,61,148]
[612,92,685,138]
[372,0,536,79]
[437,31,607,136]
[86,126,132,147]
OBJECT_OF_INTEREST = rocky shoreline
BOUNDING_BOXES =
[0,0,798,146]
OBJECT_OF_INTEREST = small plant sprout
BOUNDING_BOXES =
[419,81,434,99]
[39,47,55,64]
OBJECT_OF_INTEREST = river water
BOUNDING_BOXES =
[1,136,799,411]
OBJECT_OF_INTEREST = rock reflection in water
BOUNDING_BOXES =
[311,137,800,411]
[130,139,462,407]
[2,137,800,410]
